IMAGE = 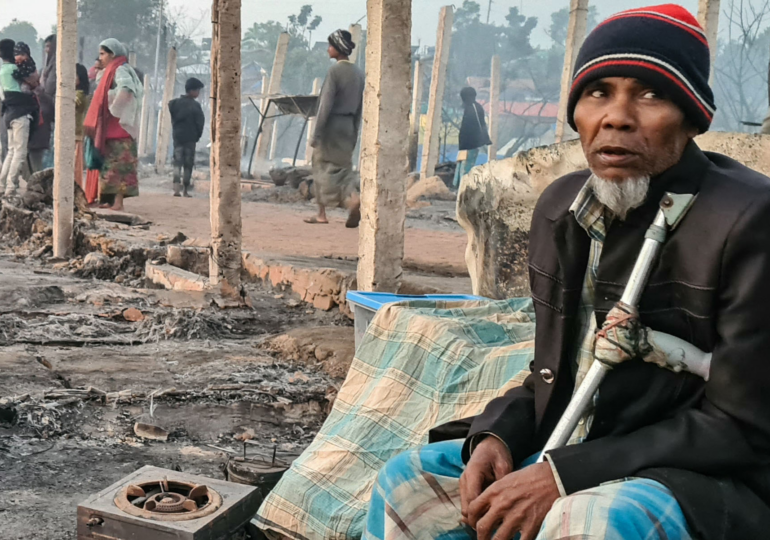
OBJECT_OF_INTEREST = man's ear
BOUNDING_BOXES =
[684,118,700,140]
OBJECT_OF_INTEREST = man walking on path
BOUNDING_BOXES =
[168,77,205,197]
[305,30,364,228]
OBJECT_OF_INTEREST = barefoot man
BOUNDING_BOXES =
[305,30,364,228]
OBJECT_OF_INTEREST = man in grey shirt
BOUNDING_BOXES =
[305,30,365,228]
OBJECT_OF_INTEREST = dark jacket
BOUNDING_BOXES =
[1,91,38,131]
[432,142,770,540]
[168,95,205,145]
[459,101,492,151]
[28,89,53,151]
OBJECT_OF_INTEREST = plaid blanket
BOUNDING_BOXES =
[255,298,536,540]
[362,440,691,540]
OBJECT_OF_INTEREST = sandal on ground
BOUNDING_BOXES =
[304,216,329,224]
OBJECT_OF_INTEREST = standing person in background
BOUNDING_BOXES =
[453,87,491,188]
[83,39,143,212]
[304,30,365,228]
[0,38,38,198]
[88,57,102,95]
[38,34,57,170]
[27,91,53,173]
[83,60,104,205]
[168,77,205,198]
[41,35,57,100]
[11,42,40,181]
[74,64,90,192]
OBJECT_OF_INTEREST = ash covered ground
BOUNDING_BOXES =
[0,180,355,539]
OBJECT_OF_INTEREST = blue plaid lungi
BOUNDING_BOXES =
[363,440,693,540]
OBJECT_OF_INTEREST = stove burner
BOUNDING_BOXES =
[79,466,261,540]
[114,479,222,522]
[146,492,190,513]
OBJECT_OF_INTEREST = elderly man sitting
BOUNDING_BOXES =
[362,5,770,540]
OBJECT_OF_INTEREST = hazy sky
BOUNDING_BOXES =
[1,0,702,49]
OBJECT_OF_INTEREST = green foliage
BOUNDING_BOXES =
[242,5,331,95]
[444,2,599,110]
[78,0,162,71]
[547,6,599,49]
[0,19,42,62]
[445,1,540,107]
[288,5,323,38]
[503,7,538,61]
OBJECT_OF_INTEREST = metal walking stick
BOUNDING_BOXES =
[537,192,701,460]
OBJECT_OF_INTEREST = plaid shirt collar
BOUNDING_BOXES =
[569,175,607,242]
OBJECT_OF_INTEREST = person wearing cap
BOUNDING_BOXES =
[304,29,365,228]
[361,5,770,540]
[168,77,205,197]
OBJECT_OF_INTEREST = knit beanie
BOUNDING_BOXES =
[567,4,716,133]
[329,30,355,57]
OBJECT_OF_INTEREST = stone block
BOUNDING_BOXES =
[240,252,355,312]
[166,245,210,277]
[264,326,355,379]
[145,261,209,292]
[458,133,770,297]
[0,204,37,240]
[312,295,336,311]
[406,175,454,208]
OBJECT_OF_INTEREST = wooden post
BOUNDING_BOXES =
[407,60,424,172]
[697,0,720,83]
[358,0,412,292]
[138,75,152,157]
[554,0,589,143]
[241,119,249,157]
[255,32,289,163]
[153,107,162,154]
[420,6,453,179]
[155,47,177,172]
[209,0,242,293]
[488,54,501,160]
[53,0,77,258]
[349,23,363,64]
[305,77,322,165]
[129,51,137,67]
[269,117,280,161]
[260,73,270,112]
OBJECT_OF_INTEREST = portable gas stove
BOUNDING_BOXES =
[77,465,262,540]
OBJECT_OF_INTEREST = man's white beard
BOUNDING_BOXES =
[589,175,651,221]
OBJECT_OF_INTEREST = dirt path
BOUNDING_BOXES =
[123,178,469,274]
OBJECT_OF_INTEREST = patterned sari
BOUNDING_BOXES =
[83,38,143,202]
[99,138,138,197]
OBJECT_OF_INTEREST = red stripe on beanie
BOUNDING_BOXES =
[570,59,714,120]
[609,4,702,27]
[596,12,709,47]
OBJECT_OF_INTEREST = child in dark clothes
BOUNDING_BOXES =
[13,42,39,93]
